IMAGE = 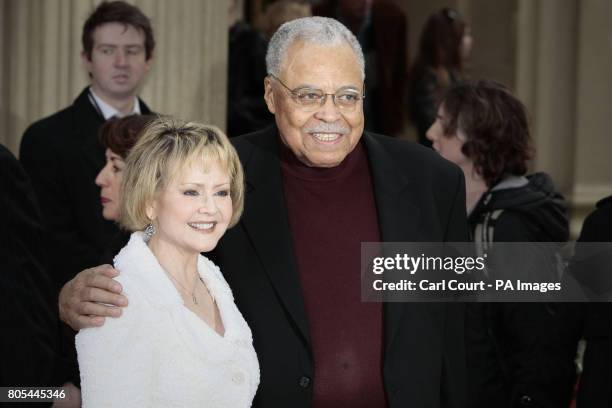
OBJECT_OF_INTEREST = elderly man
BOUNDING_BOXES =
[59,17,468,407]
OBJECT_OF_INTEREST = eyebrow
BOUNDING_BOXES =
[180,182,230,188]
[96,44,144,49]
[293,84,361,92]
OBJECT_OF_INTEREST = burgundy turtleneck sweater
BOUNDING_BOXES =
[280,142,386,408]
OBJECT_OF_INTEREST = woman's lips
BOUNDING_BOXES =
[101,197,111,204]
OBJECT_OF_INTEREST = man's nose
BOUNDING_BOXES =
[313,95,342,122]
[114,50,127,66]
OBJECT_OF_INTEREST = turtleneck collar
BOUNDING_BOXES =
[279,139,366,182]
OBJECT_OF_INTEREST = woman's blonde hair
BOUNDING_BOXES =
[119,116,244,231]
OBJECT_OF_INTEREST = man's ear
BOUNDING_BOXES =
[81,50,92,74]
[263,77,277,114]
[144,52,154,73]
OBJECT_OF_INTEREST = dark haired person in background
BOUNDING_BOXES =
[410,7,471,147]
[95,115,155,262]
[0,144,59,403]
[428,80,582,407]
[18,1,155,399]
[575,196,612,407]
[227,0,274,137]
[313,0,408,136]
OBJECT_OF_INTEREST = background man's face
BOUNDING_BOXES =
[83,22,152,101]
[264,41,364,168]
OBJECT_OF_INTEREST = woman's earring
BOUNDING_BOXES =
[144,223,156,242]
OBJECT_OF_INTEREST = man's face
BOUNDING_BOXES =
[264,41,364,168]
[82,22,152,101]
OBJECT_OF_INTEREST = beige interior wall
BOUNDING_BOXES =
[0,0,228,156]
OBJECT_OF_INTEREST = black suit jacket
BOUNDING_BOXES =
[0,144,59,391]
[212,126,469,408]
[576,196,612,407]
[19,88,153,288]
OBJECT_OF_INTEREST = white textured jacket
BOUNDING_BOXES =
[76,232,260,407]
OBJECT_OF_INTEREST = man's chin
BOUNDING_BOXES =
[300,152,348,168]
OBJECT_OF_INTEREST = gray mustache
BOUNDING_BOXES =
[304,123,349,135]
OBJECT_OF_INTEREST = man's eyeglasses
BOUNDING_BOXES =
[269,74,364,112]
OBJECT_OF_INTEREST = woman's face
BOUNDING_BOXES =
[146,160,233,255]
[426,105,470,167]
[95,148,125,221]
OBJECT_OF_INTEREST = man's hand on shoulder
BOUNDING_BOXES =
[59,264,128,330]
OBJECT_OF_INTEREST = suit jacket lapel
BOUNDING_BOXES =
[362,133,421,350]
[74,88,154,170]
[69,89,106,171]
[240,127,311,345]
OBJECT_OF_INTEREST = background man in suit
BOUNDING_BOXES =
[60,17,468,407]
[18,1,155,401]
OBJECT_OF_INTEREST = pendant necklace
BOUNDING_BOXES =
[167,271,203,305]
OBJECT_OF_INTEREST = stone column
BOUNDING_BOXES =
[516,0,579,196]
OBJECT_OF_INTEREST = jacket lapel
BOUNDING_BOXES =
[75,88,154,170]
[362,133,421,350]
[73,88,107,170]
[240,127,311,345]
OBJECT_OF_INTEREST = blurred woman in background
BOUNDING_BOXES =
[95,114,156,260]
[410,7,471,147]
[96,115,155,222]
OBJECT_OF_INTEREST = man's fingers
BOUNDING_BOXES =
[81,287,127,307]
[97,264,120,278]
[59,264,126,330]
[77,301,123,318]
[83,265,123,293]
[71,314,105,330]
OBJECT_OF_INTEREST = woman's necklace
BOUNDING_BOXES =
[166,271,204,305]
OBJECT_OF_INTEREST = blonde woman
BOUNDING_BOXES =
[76,118,259,407]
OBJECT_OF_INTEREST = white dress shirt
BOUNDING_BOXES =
[88,87,141,120]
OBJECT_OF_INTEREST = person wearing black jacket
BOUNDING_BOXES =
[18,1,155,398]
[0,144,59,404]
[427,80,581,407]
[466,173,581,408]
[227,19,274,137]
[575,196,612,407]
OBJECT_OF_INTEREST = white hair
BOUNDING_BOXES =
[265,16,365,80]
